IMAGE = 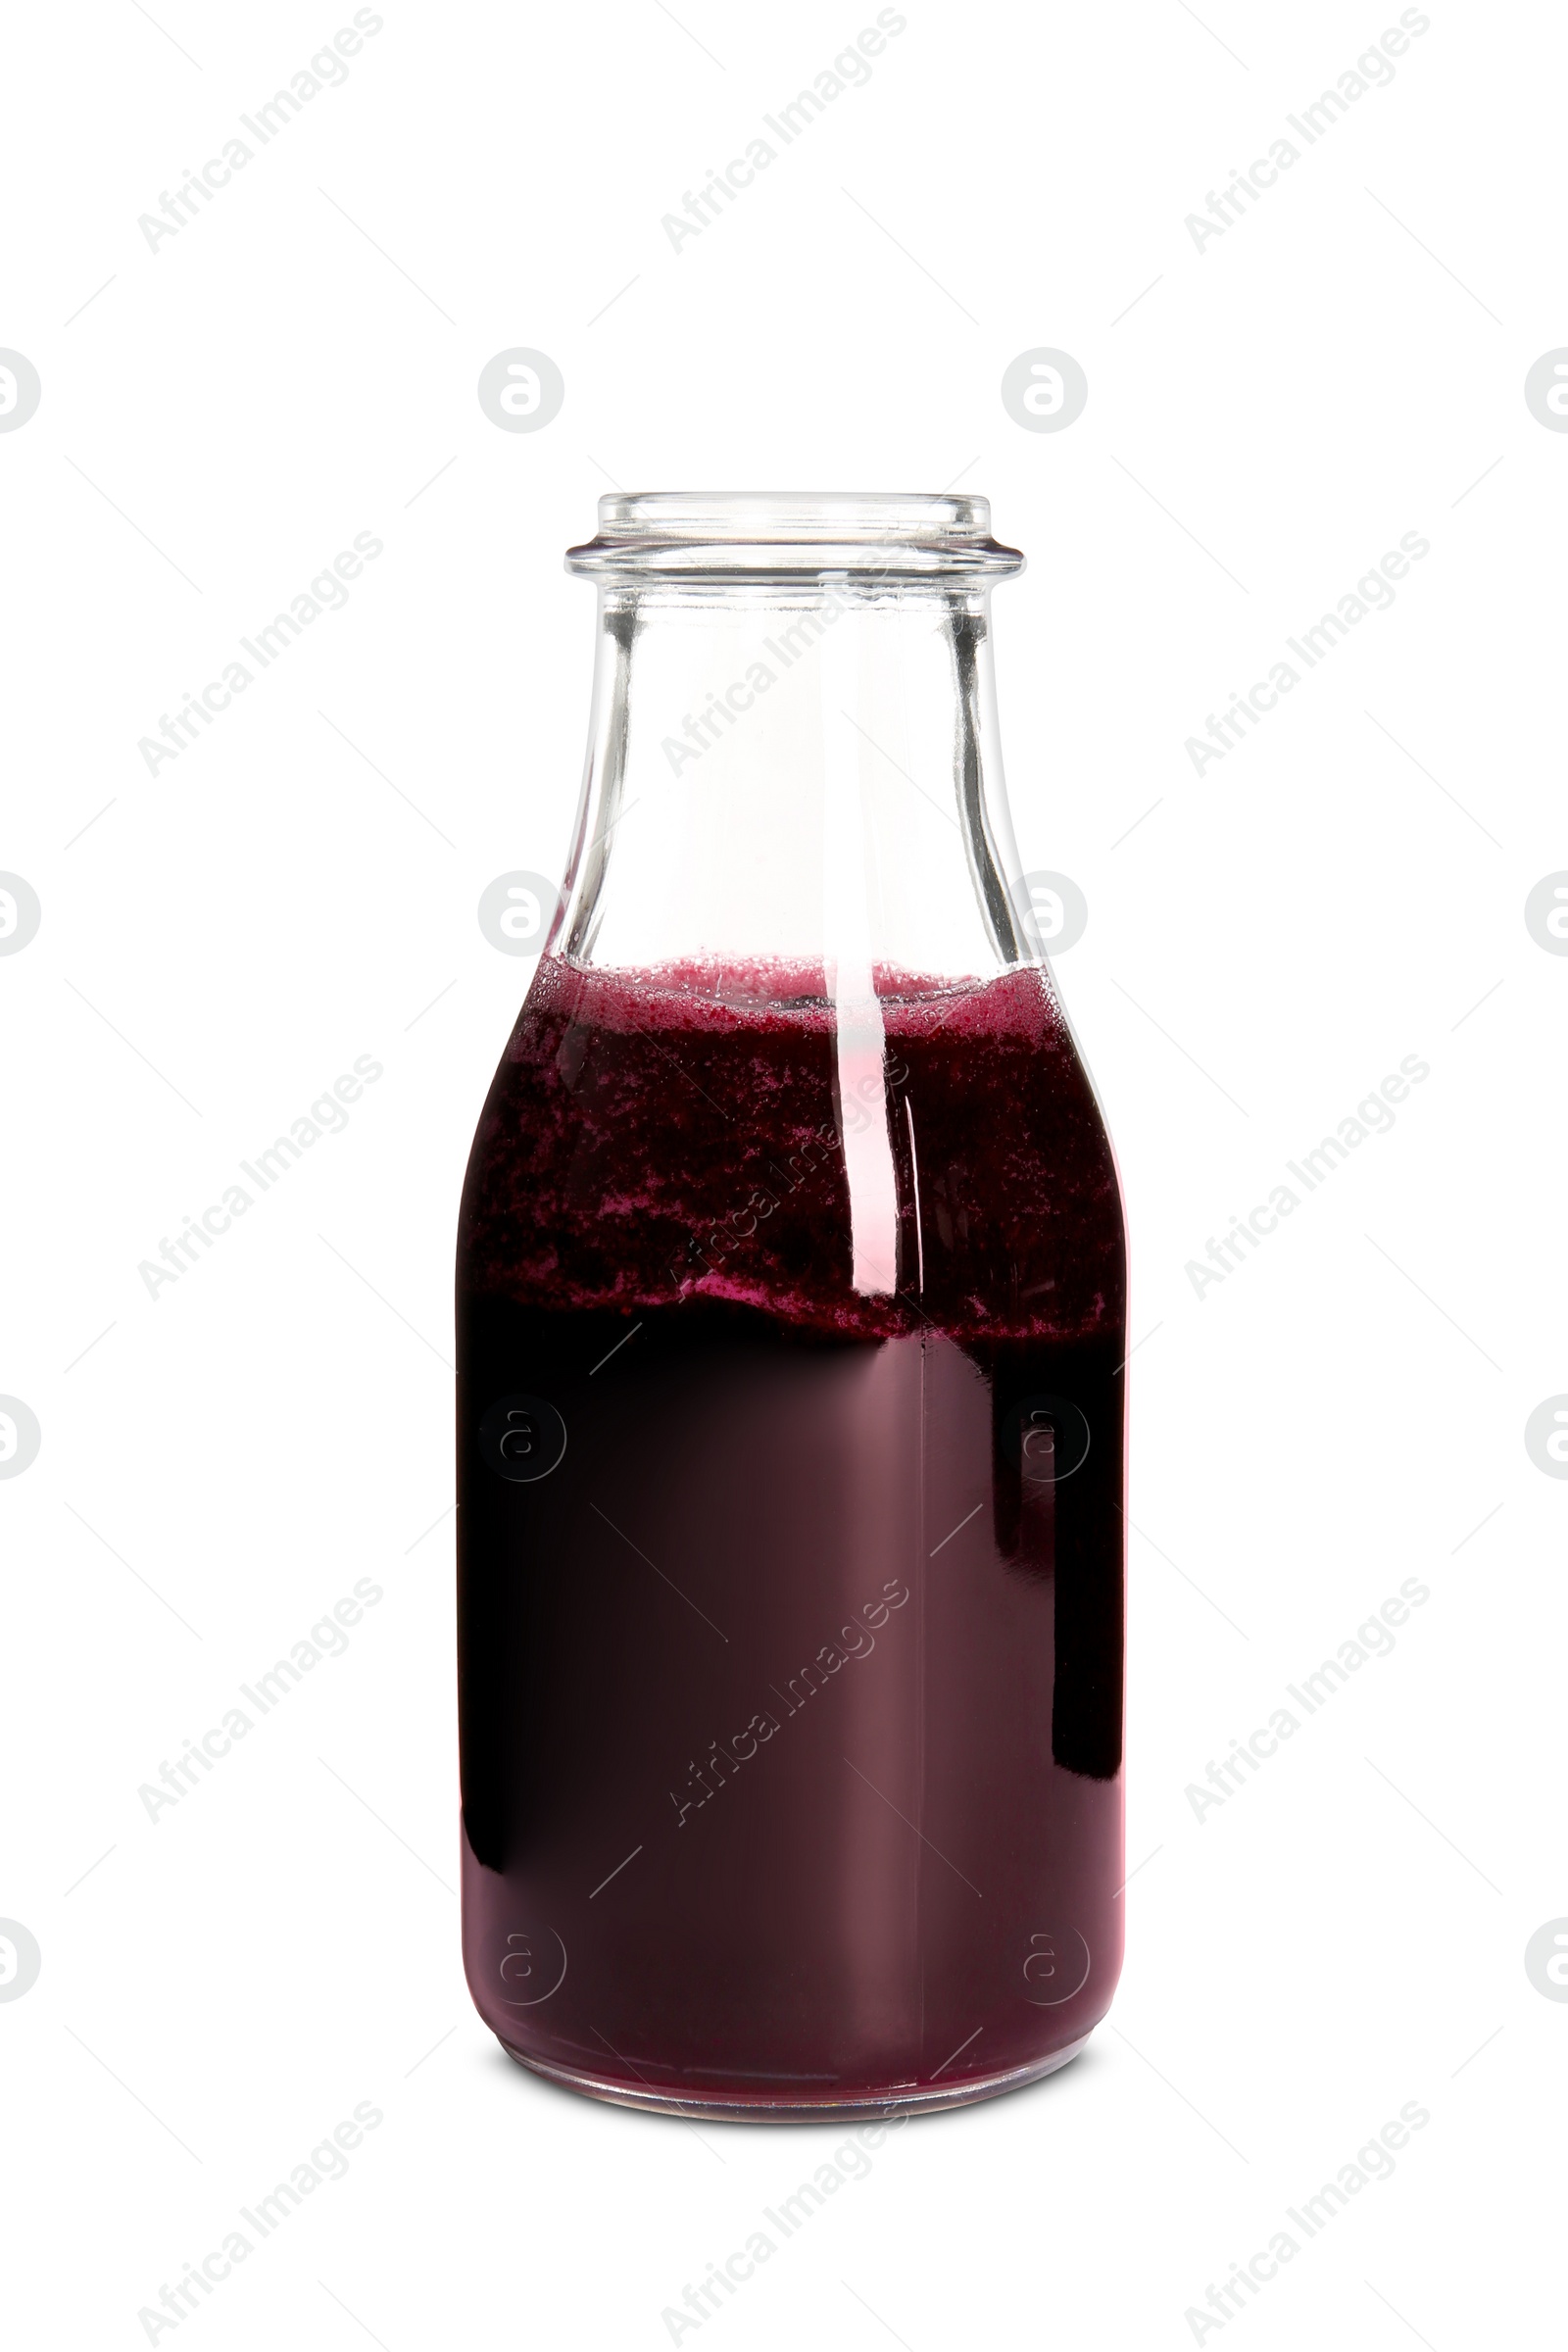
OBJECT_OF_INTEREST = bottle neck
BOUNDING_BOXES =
[551,578,1031,999]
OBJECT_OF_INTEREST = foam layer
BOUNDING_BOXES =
[458,956,1123,1341]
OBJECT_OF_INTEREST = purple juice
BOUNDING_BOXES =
[457,955,1126,2115]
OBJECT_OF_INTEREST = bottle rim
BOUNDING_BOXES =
[565,491,1025,580]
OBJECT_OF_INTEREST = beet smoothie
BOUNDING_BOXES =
[457,954,1126,2114]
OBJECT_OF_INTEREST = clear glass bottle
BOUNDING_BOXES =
[457,493,1127,2118]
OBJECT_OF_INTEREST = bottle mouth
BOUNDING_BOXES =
[565,492,1024,581]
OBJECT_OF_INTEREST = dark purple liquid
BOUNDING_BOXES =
[457,957,1126,2111]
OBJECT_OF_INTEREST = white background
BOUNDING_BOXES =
[3,0,1564,2344]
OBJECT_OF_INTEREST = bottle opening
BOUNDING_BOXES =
[566,491,1024,580]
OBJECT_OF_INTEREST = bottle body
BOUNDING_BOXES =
[456,498,1127,2116]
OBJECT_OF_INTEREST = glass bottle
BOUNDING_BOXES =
[457,493,1127,2118]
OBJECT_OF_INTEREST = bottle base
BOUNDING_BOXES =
[496,2033,1092,2122]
